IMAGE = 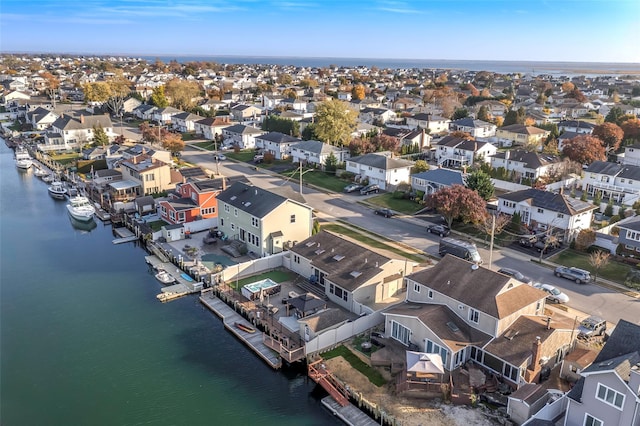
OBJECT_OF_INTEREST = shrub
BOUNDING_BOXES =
[610,215,621,224]
[586,245,610,254]
[392,190,405,199]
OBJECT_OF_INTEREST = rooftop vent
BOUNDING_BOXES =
[504,329,520,340]
[333,255,345,262]
[305,241,316,247]
[230,195,237,201]
[245,202,251,207]
[350,271,362,278]
[446,322,460,332]
[314,249,325,255]
[598,361,614,368]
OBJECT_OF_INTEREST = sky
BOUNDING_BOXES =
[1,0,639,63]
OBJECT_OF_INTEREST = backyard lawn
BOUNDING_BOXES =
[191,141,217,151]
[322,345,387,387]
[548,249,630,285]
[365,193,422,215]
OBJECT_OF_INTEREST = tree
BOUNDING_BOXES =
[561,82,575,93]
[621,118,640,143]
[575,229,596,251]
[503,107,526,126]
[164,78,201,110]
[424,185,487,228]
[82,81,111,103]
[566,88,587,103]
[475,213,510,243]
[562,135,606,164]
[162,132,185,155]
[411,160,429,174]
[592,122,624,153]
[314,99,357,146]
[370,134,399,152]
[351,85,365,100]
[103,75,132,116]
[41,71,60,106]
[477,105,491,122]
[324,152,338,172]
[150,86,169,108]
[452,108,469,120]
[605,107,625,126]
[465,170,494,200]
[139,121,169,144]
[93,124,109,146]
[589,250,610,283]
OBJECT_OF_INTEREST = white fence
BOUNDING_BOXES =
[491,179,529,193]
[183,218,217,233]
[213,252,286,283]
[546,177,580,192]
[522,395,567,425]
[304,312,384,356]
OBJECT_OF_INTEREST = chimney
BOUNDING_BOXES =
[546,317,551,330]
[505,150,510,160]
[80,114,85,124]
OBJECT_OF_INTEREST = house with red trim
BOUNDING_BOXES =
[158,178,225,225]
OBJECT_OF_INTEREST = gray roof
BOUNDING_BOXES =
[348,152,413,171]
[291,139,342,155]
[224,124,264,135]
[558,120,595,130]
[216,181,287,219]
[584,160,622,175]
[436,136,465,148]
[618,164,640,181]
[617,217,640,232]
[412,168,464,186]
[51,113,112,131]
[256,131,301,144]
[287,293,326,314]
[491,149,560,169]
[300,308,354,333]
[289,230,392,292]
[451,117,493,129]
[499,188,595,215]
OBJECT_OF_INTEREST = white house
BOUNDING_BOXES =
[449,117,497,138]
[345,152,413,190]
[497,188,596,241]
[435,136,497,168]
[254,131,301,160]
[406,113,450,134]
[622,144,640,166]
[558,120,595,135]
[290,140,350,168]
[193,116,232,140]
[489,149,563,182]
[221,124,265,149]
[171,112,203,133]
[582,161,640,205]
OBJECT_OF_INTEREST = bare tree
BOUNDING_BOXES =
[476,213,511,267]
[589,251,610,283]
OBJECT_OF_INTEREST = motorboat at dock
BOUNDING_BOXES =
[48,181,68,199]
[66,195,96,222]
[14,147,33,170]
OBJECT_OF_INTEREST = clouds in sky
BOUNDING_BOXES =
[1,0,638,63]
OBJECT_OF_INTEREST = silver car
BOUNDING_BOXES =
[554,266,591,284]
[534,283,570,304]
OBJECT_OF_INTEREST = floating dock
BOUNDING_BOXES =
[321,397,379,426]
[145,255,203,302]
[112,227,138,244]
[199,291,281,369]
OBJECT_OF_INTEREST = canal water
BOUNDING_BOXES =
[0,142,337,426]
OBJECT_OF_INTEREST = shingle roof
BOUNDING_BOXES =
[300,308,354,333]
[499,188,595,216]
[256,131,301,144]
[406,255,546,319]
[499,124,547,135]
[291,140,342,155]
[618,164,640,181]
[224,124,264,135]
[584,160,622,175]
[216,181,287,219]
[412,168,464,186]
[491,149,559,169]
[348,152,413,170]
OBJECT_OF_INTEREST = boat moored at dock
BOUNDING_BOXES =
[14,147,33,170]
[48,181,68,199]
[155,269,176,285]
[66,195,96,222]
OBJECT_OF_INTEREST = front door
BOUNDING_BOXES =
[453,347,466,368]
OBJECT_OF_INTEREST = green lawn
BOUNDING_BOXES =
[181,132,198,141]
[225,150,256,163]
[365,193,422,215]
[283,169,349,193]
[191,141,217,151]
[322,345,387,387]
[230,270,296,291]
[322,223,426,263]
[147,220,167,232]
[549,249,631,284]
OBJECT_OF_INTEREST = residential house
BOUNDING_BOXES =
[26,106,58,130]
[411,168,465,196]
[435,136,497,168]
[449,117,497,138]
[158,178,225,225]
[392,97,422,111]
[152,106,182,125]
[564,320,640,426]
[121,97,142,113]
[614,216,640,256]
[489,149,563,182]
[383,255,575,386]
[497,188,597,241]
[557,131,582,152]
[582,161,640,205]
[474,100,508,119]
[215,181,313,256]
[290,139,350,167]
[132,104,157,121]
[280,98,307,113]
[171,112,202,133]
[115,155,177,199]
[359,107,396,125]
[41,113,113,151]
[230,104,261,122]
[254,131,302,160]
[345,152,414,190]
[622,144,640,166]
[288,230,412,314]
[194,116,232,141]
[558,120,595,135]
[496,124,550,148]
[221,124,265,149]
[406,113,451,134]
[121,144,172,164]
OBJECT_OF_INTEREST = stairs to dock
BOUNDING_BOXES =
[308,359,349,407]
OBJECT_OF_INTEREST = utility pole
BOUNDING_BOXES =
[299,160,303,195]
[489,213,496,268]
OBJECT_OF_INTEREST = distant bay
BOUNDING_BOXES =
[140,55,640,76]
[0,141,337,426]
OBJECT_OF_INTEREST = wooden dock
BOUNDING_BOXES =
[321,397,379,426]
[199,291,282,369]
[145,255,203,302]
[113,227,138,244]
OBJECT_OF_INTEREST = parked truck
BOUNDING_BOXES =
[438,237,483,264]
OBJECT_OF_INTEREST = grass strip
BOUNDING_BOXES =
[322,345,387,387]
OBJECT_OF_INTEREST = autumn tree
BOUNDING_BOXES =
[370,134,399,152]
[103,74,132,116]
[621,118,640,143]
[348,136,375,156]
[150,86,169,108]
[164,79,201,110]
[475,213,510,245]
[40,71,60,106]
[411,160,429,174]
[162,132,185,155]
[477,105,491,122]
[465,170,495,200]
[589,250,610,283]
[300,78,318,88]
[575,229,596,251]
[566,88,587,103]
[452,108,469,120]
[139,121,169,144]
[424,185,487,228]
[593,122,624,153]
[82,81,112,103]
[503,108,526,126]
[561,82,575,93]
[351,85,365,100]
[314,99,357,146]
[562,135,606,164]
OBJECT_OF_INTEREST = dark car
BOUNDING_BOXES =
[497,268,533,285]
[360,184,380,195]
[426,224,450,237]
[374,208,395,218]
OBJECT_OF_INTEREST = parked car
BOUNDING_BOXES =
[519,235,538,248]
[577,316,607,338]
[426,224,450,237]
[213,153,226,161]
[359,184,380,195]
[534,283,570,304]
[374,208,395,218]
[343,183,364,193]
[535,235,562,252]
[253,154,264,163]
[554,266,591,284]
[497,268,533,285]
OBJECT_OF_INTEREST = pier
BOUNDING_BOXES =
[199,290,282,369]
[112,227,139,244]
[145,255,203,302]
[321,397,379,426]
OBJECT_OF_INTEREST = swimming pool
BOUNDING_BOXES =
[241,278,281,301]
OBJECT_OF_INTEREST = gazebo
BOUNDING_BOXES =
[405,351,445,383]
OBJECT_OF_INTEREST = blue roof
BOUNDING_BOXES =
[412,168,464,186]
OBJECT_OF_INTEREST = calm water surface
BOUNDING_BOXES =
[0,142,336,425]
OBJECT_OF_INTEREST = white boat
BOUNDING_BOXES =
[15,148,33,170]
[42,174,54,183]
[66,195,96,222]
[155,269,176,285]
[34,167,48,177]
[48,181,68,199]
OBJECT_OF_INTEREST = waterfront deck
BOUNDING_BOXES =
[113,227,138,244]
[145,255,203,302]
[321,397,379,426]
[199,291,281,369]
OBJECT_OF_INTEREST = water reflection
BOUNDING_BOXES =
[68,216,97,232]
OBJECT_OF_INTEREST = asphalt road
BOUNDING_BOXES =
[181,146,640,327]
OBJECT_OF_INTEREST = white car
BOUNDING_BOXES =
[214,153,226,161]
[534,283,570,304]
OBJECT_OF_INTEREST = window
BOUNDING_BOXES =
[230,223,235,231]
[290,214,296,223]
[557,213,564,218]
[428,289,433,299]
[391,321,410,346]
[413,283,420,293]
[251,217,259,227]
[627,231,640,241]
[584,414,603,426]
[503,200,515,208]
[537,208,544,214]
[220,218,224,226]
[224,205,230,213]
[425,340,448,365]
[596,384,624,409]
[469,308,479,324]
[234,208,238,217]
[293,255,300,264]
